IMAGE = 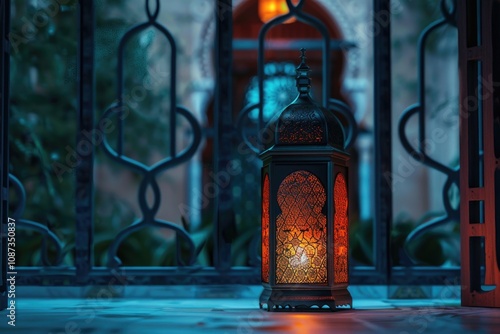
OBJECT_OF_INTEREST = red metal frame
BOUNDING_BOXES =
[459,0,500,307]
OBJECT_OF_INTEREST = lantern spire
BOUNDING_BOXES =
[296,48,311,95]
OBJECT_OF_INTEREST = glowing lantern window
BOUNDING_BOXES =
[262,174,270,283]
[258,0,298,24]
[259,49,352,311]
[276,170,327,284]
[334,173,348,284]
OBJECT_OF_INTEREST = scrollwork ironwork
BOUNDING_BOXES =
[398,0,458,264]
[237,0,358,153]
[99,0,201,268]
[9,174,63,266]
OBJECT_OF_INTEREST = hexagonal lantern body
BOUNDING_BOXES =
[259,50,352,311]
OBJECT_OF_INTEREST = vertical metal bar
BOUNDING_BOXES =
[257,27,265,133]
[459,0,476,304]
[322,30,330,108]
[213,0,235,271]
[0,0,10,310]
[459,0,475,305]
[479,0,496,289]
[75,0,95,283]
[373,0,392,284]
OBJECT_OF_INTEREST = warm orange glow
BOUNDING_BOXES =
[287,314,325,334]
[334,173,348,284]
[262,175,270,283]
[275,170,327,284]
[258,0,297,24]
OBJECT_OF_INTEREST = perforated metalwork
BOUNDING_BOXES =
[334,173,348,284]
[275,170,327,284]
[277,108,324,144]
[262,174,270,283]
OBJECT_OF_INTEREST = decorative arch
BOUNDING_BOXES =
[232,0,351,112]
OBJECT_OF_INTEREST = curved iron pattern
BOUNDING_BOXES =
[99,0,201,268]
[236,100,357,153]
[236,103,260,153]
[8,174,63,266]
[235,0,359,269]
[398,0,458,264]
[237,0,358,153]
[329,98,357,151]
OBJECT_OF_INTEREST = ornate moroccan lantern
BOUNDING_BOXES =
[259,50,352,311]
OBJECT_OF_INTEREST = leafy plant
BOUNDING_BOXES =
[9,0,178,267]
[349,213,460,267]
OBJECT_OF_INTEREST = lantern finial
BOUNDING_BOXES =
[300,48,307,63]
[296,48,311,95]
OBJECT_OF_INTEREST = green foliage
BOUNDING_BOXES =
[349,219,374,265]
[9,0,79,266]
[10,0,177,267]
[350,213,460,267]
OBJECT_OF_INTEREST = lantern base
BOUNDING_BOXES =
[259,287,352,312]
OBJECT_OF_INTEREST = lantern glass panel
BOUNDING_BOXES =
[275,170,328,284]
[334,173,348,284]
[262,174,270,283]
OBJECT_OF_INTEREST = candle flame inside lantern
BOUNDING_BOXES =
[289,245,310,268]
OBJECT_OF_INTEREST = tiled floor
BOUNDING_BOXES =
[0,287,499,334]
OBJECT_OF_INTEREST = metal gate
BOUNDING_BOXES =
[0,0,466,311]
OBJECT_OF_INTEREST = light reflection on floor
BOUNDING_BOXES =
[1,296,499,334]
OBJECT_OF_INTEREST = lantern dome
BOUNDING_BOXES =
[263,49,345,151]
